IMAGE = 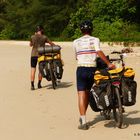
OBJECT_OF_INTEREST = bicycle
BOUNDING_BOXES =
[89,51,127,128]
[106,51,125,128]
[38,45,63,89]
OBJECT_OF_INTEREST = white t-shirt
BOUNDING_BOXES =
[73,35,101,67]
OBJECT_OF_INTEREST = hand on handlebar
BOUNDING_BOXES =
[111,51,121,54]
[108,63,116,69]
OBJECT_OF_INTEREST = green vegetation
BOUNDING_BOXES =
[0,0,140,42]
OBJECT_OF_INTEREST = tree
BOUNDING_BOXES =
[0,0,139,41]
[63,0,140,41]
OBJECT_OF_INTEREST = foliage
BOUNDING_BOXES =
[63,0,140,41]
[0,24,16,39]
[0,0,140,42]
[0,0,79,39]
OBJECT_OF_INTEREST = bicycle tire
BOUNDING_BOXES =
[113,87,123,128]
[49,63,57,89]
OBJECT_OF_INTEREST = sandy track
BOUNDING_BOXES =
[0,41,140,140]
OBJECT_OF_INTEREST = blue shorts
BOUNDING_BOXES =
[76,67,96,91]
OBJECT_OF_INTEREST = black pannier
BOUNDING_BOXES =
[39,61,51,81]
[53,59,63,79]
[89,82,113,110]
[121,78,137,106]
[89,89,101,112]
[39,59,63,80]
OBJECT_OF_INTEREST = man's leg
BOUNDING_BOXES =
[78,90,89,130]
[38,72,42,88]
[78,90,89,116]
[31,67,36,90]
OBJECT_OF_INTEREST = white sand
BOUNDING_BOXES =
[0,40,140,140]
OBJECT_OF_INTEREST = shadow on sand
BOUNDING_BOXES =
[87,110,140,129]
[43,81,73,89]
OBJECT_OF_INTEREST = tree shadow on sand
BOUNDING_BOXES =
[45,81,73,89]
[87,110,140,129]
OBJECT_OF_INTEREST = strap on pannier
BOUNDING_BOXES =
[89,89,101,112]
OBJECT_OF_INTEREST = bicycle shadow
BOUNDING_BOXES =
[87,110,140,129]
[87,113,106,128]
[45,81,73,89]
[121,110,140,127]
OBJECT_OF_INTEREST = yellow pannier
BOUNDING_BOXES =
[94,67,135,84]
[124,67,135,78]
[38,53,61,63]
[38,55,45,62]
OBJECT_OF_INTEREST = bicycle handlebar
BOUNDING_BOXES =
[110,51,125,61]
[111,51,122,54]
[109,58,122,62]
[109,51,126,67]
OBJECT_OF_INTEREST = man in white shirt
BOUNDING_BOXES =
[73,20,115,130]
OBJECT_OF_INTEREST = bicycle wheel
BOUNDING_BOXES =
[113,87,123,128]
[49,63,57,89]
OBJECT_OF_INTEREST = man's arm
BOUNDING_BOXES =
[47,40,55,46]
[29,36,33,47]
[74,48,77,60]
[97,50,115,69]
[72,41,78,60]
[29,40,33,47]
[45,37,55,46]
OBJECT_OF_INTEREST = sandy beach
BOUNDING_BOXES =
[0,40,140,140]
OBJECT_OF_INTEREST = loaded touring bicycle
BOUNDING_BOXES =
[38,45,64,89]
[89,51,137,128]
